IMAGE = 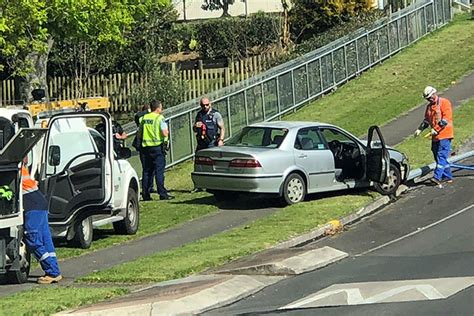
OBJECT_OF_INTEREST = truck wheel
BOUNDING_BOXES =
[6,240,31,284]
[72,216,93,249]
[113,188,139,235]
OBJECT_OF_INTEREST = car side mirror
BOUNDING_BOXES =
[116,147,131,159]
[48,145,61,166]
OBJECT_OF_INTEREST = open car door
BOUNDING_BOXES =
[0,128,46,165]
[366,125,390,184]
[39,112,113,225]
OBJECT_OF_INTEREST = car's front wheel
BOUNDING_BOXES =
[374,162,401,195]
[281,173,306,205]
[113,188,139,235]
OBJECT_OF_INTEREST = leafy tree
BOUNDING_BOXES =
[0,0,171,102]
[289,0,372,43]
[201,0,237,17]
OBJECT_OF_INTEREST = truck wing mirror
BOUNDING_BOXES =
[116,147,131,159]
[48,145,61,166]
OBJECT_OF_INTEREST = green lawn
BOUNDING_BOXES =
[2,13,473,316]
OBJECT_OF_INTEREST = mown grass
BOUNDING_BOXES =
[0,287,128,316]
[3,13,473,316]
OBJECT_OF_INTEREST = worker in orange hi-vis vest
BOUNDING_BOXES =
[22,156,62,284]
[414,86,454,186]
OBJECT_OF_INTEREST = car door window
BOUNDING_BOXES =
[295,128,325,150]
[319,127,364,180]
[46,117,98,175]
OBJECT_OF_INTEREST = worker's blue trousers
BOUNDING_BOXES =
[24,210,61,277]
[431,138,453,181]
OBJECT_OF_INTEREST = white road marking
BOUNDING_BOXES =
[280,277,474,309]
[357,203,474,256]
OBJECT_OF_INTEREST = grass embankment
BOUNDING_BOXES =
[1,13,473,316]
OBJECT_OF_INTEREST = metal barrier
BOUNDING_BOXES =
[407,150,474,181]
[125,0,452,169]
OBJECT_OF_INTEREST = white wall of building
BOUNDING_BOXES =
[172,0,283,21]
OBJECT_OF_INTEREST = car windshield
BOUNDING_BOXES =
[226,127,288,148]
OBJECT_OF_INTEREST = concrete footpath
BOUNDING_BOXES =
[54,71,474,315]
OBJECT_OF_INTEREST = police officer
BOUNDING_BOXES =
[138,100,173,201]
[193,97,225,152]
[22,156,62,284]
[414,86,454,185]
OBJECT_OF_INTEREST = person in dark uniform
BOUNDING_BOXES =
[193,97,225,152]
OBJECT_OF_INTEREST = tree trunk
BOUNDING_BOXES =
[19,38,54,104]
[222,2,230,17]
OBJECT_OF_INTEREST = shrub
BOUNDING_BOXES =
[131,69,186,111]
[289,0,373,43]
[195,13,281,59]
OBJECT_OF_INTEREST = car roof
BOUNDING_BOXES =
[248,121,337,130]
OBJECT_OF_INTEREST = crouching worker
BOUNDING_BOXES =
[22,157,62,284]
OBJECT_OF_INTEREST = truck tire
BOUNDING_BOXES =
[113,188,139,235]
[72,216,93,249]
[6,239,31,284]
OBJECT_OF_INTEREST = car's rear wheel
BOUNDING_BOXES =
[282,173,306,205]
[113,188,139,235]
[374,163,401,195]
[72,216,93,249]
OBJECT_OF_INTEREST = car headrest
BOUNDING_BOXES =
[272,135,284,146]
[300,137,314,150]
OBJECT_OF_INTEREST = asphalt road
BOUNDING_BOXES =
[206,161,474,315]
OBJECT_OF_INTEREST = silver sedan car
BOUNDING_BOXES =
[192,121,409,205]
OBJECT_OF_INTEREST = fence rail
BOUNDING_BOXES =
[0,52,280,111]
[148,0,451,169]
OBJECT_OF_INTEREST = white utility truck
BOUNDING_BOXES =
[0,109,140,283]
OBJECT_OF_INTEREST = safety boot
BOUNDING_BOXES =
[37,275,62,284]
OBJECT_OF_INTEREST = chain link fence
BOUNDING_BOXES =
[126,0,452,169]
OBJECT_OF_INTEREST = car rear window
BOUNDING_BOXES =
[226,127,288,148]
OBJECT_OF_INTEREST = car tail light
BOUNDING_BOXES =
[229,159,262,168]
[195,156,214,166]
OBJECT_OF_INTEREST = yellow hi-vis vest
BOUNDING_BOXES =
[140,112,166,147]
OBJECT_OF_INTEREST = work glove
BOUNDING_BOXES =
[430,128,438,136]
[414,129,422,137]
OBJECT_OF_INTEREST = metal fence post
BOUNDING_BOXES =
[261,83,266,121]
[291,70,296,112]
[167,119,174,164]
[305,63,311,98]
[276,76,281,118]
[226,97,232,137]
[318,58,323,91]
[244,90,249,126]
[330,52,336,87]
[189,111,195,152]
[355,39,360,73]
